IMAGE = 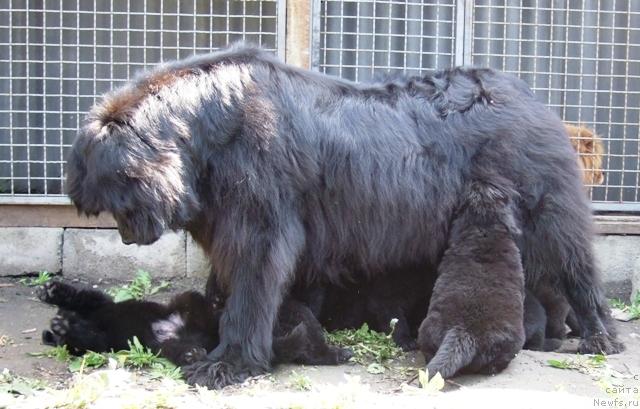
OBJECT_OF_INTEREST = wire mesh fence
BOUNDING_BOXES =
[1,0,639,211]
[314,0,640,212]
[317,0,457,81]
[0,0,283,202]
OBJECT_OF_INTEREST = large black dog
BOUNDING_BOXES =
[67,44,621,388]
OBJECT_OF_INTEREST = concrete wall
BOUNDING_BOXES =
[0,227,637,300]
[0,227,209,282]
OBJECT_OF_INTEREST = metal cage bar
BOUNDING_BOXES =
[0,0,284,203]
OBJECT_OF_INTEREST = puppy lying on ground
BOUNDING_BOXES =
[39,281,351,367]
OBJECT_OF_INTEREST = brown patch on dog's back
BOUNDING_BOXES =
[93,47,265,127]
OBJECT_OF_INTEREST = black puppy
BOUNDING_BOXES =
[417,181,526,379]
[39,281,351,367]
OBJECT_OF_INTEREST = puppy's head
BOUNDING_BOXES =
[565,124,605,186]
[67,86,200,245]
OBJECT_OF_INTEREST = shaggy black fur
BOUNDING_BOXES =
[66,44,621,387]
[523,289,563,352]
[38,281,351,367]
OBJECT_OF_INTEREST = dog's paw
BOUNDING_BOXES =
[395,338,418,352]
[579,333,624,355]
[183,359,258,389]
[50,314,71,336]
[183,347,208,365]
[335,347,353,363]
[37,281,74,305]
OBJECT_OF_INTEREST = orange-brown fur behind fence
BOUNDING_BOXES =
[565,124,605,186]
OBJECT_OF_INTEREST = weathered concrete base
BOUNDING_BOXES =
[594,235,640,301]
[0,227,638,296]
[0,227,62,275]
[62,229,186,281]
[186,235,210,278]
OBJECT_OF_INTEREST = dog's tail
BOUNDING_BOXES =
[425,327,476,380]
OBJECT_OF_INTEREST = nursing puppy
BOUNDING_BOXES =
[417,181,526,379]
[66,44,621,388]
[39,281,351,367]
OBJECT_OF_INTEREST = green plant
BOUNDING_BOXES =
[113,337,181,380]
[68,351,109,373]
[29,337,181,380]
[19,271,53,287]
[548,354,607,373]
[325,322,402,366]
[0,368,47,396]
[288,370,312,391]
[28,345,71,362]
[609,292,640,320]
[107,270,170,302]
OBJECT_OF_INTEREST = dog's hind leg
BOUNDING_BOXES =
[45,310,109,354]
[521,199,623,355]
[38,281,113,311]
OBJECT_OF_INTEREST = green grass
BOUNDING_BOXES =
[29,337,181,381]
[19,271,53,287]
[609,292,640,320]
[28,345,71,362]
[325,322,403,367]
[106,270,170,302]
[548,354,607,373]
[288,370,312,391]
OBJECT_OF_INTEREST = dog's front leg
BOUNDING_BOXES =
[183,216,304,389]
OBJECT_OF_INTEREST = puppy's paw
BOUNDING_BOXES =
[396,338,418,352]
[50,314,71,336]
[183,347,208,365]
[37,281,74,305]
[183,359,258,389]
[335,347,353,363]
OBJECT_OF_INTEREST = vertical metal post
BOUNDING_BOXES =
[310,0,321,70]
[455,0,473,67]
[277,0,288,60]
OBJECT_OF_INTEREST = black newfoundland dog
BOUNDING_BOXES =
[67,44,621,388]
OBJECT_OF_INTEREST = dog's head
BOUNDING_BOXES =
[565,124,605,186]
[67,91,200,245]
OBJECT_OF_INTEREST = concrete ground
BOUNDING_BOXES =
[1,276,639,409]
